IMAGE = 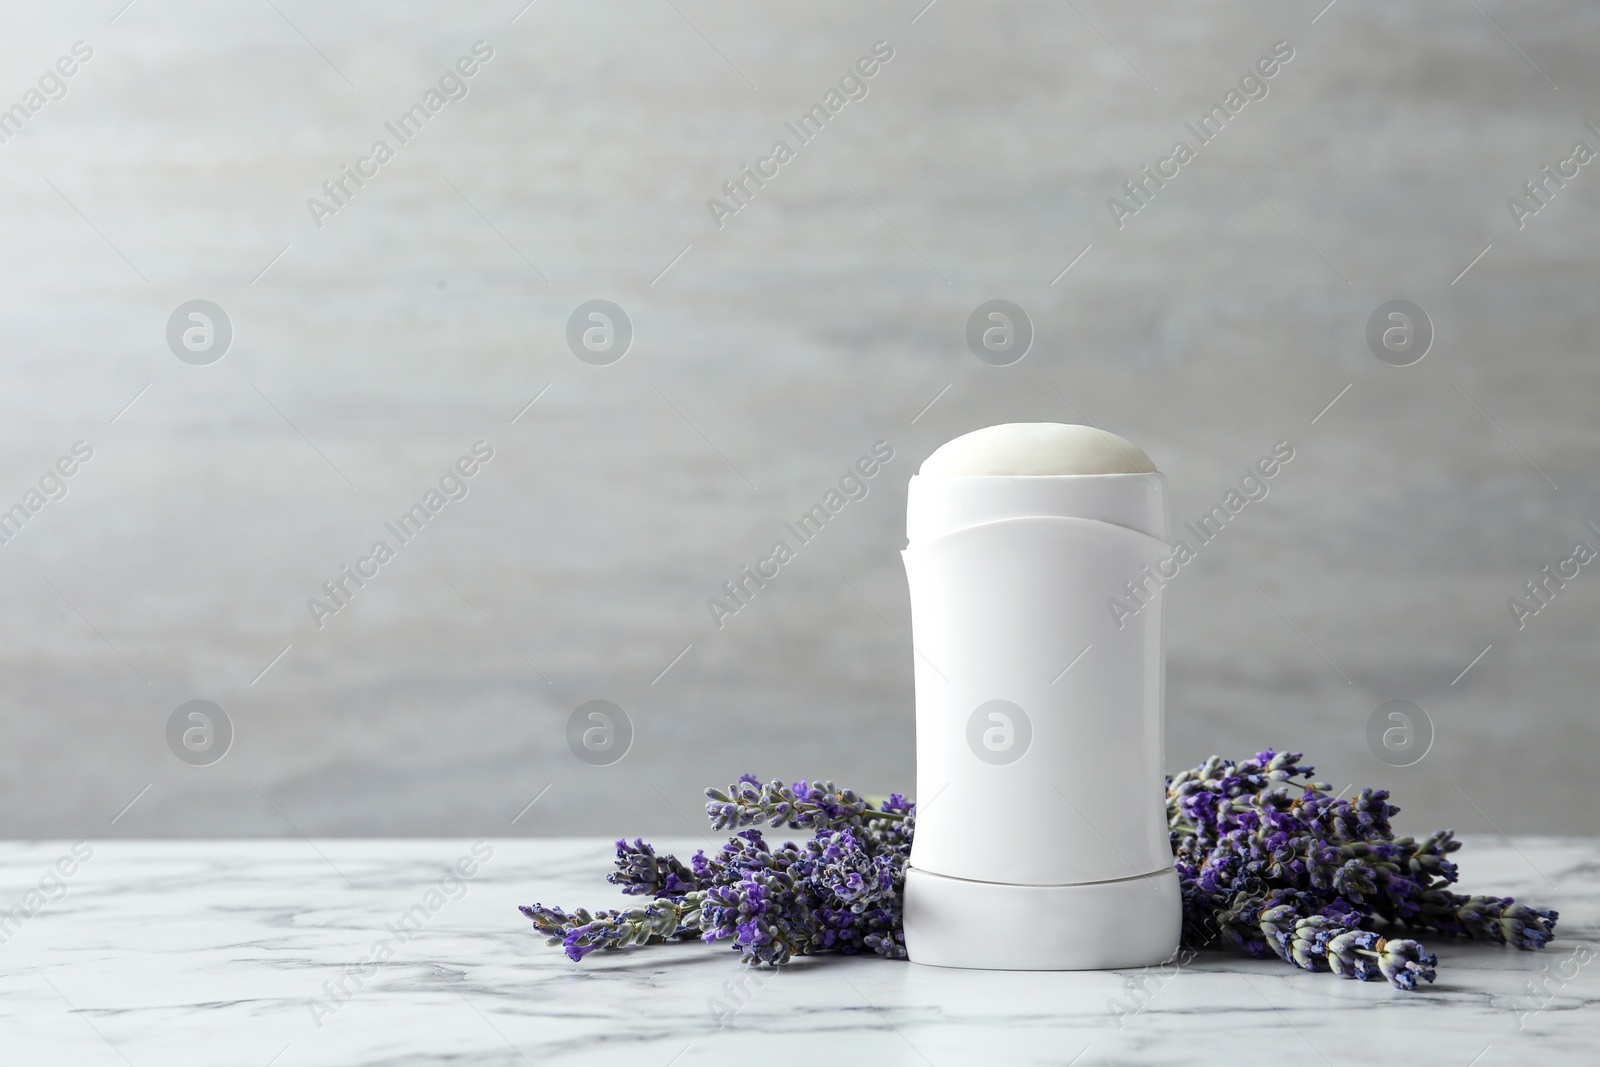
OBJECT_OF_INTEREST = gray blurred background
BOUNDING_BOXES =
[1,0,1595,838]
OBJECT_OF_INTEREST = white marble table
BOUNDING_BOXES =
[0,837,1594,1066]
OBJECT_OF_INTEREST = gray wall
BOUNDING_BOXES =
[2,1,1595,839]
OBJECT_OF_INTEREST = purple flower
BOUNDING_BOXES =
[1326,929,1383,981]
[608,838,700,898]
[520,756,1555,991]
[1377,938,1438,991]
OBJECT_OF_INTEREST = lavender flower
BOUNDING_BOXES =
[519,752,1554,992]
[691,827,908,965]
[519,899,701,961]
[608,838,700,898]
[704,776,909,834]
[1376,937,1438,991]
[1410,891,1557,949]
[1325,929,1384,981]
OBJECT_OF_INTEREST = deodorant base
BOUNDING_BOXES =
[902,865,1181,970]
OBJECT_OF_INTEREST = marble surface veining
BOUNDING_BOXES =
[0,836,1595,1066]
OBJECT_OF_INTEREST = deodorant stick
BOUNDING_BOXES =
[900,423,1180,969]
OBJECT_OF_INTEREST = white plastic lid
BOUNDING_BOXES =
[919,423,1157,477]
[906,472,1169,544]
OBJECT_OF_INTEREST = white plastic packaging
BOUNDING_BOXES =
[900,427,1181,969]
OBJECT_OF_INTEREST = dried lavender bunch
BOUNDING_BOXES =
[519,758,1557,991]
[1168,749,1557,988]
[521,776,912,965]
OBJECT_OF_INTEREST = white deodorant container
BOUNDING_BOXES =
[900,423,1181,969]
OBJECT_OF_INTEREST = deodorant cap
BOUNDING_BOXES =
[919,423,1157,477]
[907,423,1167,545]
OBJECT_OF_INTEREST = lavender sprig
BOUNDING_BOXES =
[519,898,703,961]
[1257,903,1438,989]
[705,774,910,833]
[1408,891,1557,949]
